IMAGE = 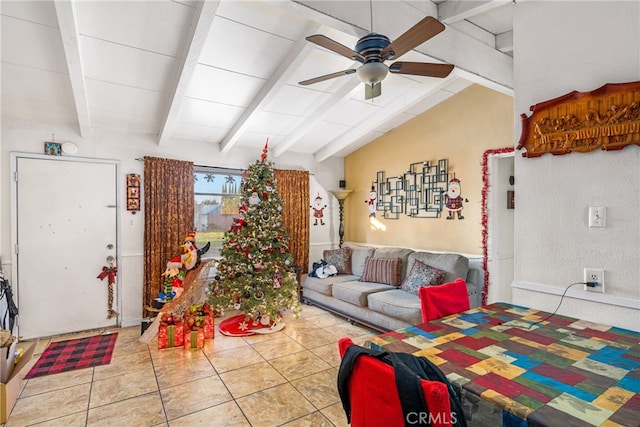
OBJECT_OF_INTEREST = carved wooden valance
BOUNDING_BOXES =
[517,81,640,157]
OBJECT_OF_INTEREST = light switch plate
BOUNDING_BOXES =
[588,206,606,228]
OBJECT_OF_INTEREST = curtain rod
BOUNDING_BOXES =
[135,158,313,174]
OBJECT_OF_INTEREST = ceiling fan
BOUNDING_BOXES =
[299,15,454,100]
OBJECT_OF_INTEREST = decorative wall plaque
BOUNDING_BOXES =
[517,81,640,157]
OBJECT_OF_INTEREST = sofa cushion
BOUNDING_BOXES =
[347,245,375,277]
[367,289,422,325]
[360,257,403,286]
[333,281,393,307]
[407,252,469,284]
[303,274,360,296]
[400,260,446,296]
[373,247,414,279]
[324,247,352,274]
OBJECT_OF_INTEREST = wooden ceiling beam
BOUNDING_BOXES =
[158,1,220,146]
[54,0,91,137]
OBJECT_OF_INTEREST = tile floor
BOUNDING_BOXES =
[5,305,378,427]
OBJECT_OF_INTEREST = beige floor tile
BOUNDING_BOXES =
[20,411,87,427]
[90,365,159,408]
[288,329,341,349]
[269,350,332,381]
[296,305,329,318]
[112,330,152,357]
[206,344,265,373]
[6,305,373,427]
[310,342,342,367]
[6,383,91,426]
[153,355,216,389]
[86,392,165,427]
[320,402,350,427]
[219,361,287,398]
[167,401,250,426]
[302,313,345,328]
[150,345,209,367]
[325,321,376,338]
[161,375,233,420]
[251,335,306,360]
[20,367,94,398]
[93,348,154,380]
[290,368,340,409]
[236,383,317,427]
[281,411,336,426]
[202,333,250,353]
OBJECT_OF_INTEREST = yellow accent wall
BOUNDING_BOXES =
[344,84,513,254]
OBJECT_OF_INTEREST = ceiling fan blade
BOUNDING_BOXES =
[299,69,356,86]
[306,35,365,62]
[380,16,445,60]
[364,82,382,100]
[389,62,454,78]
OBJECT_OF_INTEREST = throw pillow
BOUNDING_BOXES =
[400,260,446,296]
[323,247,352,275]
[359,257,402,286]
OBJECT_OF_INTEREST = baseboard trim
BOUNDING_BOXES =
[512,280,640,310]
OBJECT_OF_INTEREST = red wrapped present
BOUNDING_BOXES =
[184,327,205,349]
[203,313,214,339]
[158,313,184,349]
[184,303,214,339]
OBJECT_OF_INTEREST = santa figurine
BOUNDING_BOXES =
[365,182,377,217]
[444,174,467,220]
[310,193,326,225]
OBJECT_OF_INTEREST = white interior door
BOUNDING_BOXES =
[15,156,119,339]
[487,154,515,304]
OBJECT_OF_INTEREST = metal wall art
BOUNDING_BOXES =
[374,159,450,219]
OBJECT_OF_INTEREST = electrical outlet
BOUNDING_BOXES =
[584,268,605,293]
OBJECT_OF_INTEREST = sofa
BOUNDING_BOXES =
[302,243,484,332]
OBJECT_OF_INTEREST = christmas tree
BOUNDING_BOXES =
[207,142,300,327]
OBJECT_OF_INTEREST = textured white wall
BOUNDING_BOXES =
[1,117,343,326]
[512,1,640,330]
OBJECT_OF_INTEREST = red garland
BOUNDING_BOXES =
[480,147,514,305]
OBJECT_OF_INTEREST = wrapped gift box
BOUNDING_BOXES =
[184,303,214,339]
[158,314,184,349]
[184,328,205,349]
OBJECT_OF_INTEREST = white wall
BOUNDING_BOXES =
[512,1,640,330]
[1,117,343,326]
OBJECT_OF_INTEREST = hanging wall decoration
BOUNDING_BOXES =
[44,141,62,156]
[444,174,467,220]
[126,173,141,213]
[310,192,327,225]
[374,159,451,219]
[517,81,640,157]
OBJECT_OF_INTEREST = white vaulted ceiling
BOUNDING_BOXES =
[1,0,514,161]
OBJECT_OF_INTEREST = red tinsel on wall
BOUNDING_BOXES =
[480,147,514,305]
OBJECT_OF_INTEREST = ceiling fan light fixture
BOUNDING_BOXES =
[356,62,388,85]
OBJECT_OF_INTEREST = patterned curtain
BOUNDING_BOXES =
[274,169,310,273]
[143,157,194,316]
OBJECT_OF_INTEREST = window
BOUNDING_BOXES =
[194,166,243,258]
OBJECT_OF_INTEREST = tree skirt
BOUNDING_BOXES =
[218,314,285,337]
